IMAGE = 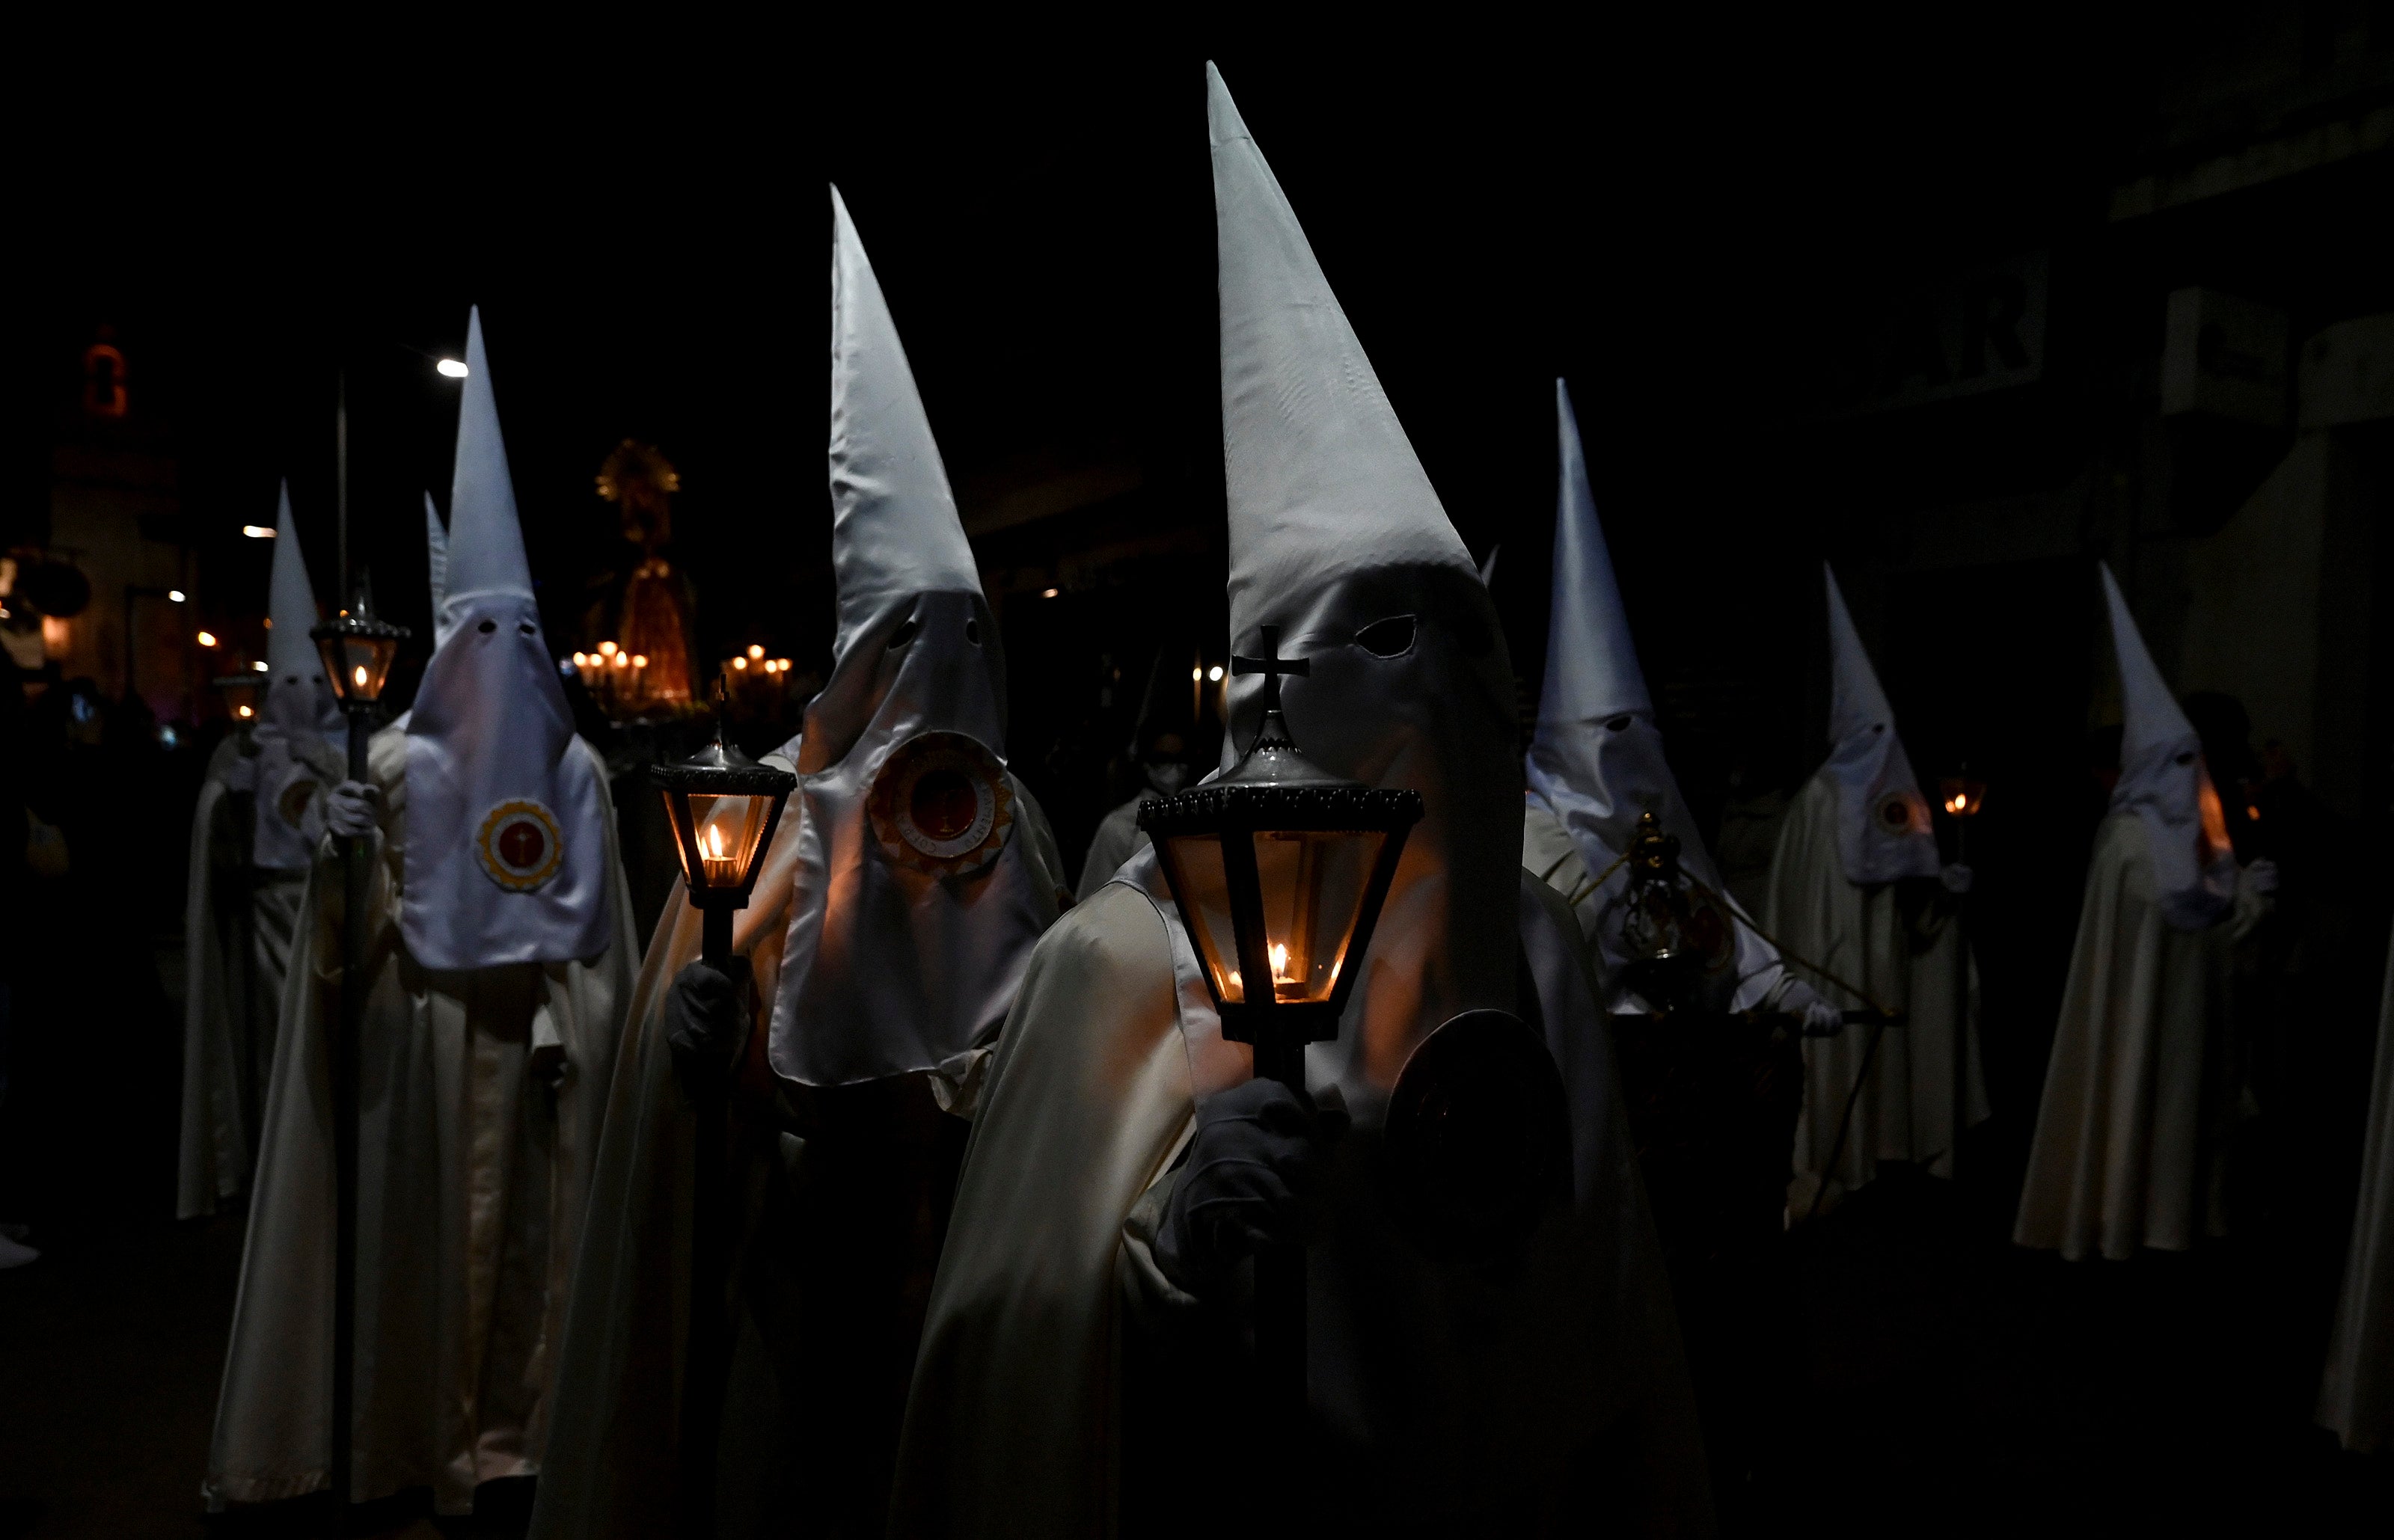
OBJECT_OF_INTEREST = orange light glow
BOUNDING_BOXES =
[598,640,618,657]
[196,631,218,647]
[732,656,747,670]
[353,665,368,689]
[747,645,765,660]
[631,654,649,669]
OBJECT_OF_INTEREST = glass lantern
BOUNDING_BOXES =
[211,673,264,732]
[1138,628,1421,1075]
[650,719,797,963]
[310,586,408,709]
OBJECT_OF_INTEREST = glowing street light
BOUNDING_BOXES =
[168,589,186,604]
[197,631,219,648]
[436,358,468,379]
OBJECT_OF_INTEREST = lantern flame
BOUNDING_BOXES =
[1270,942,1289,980]
[706,824,726,859]
[353,664,368,688]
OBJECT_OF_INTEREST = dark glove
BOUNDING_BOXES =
[1154,1076,1329,1295]
[664,957,752,1090]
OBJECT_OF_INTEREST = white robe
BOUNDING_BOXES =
[2013,812,2259,1261]
[2318,918,2394,1450]
[1764,773,1987,1211]
[206,725,636,1515]
[177,737,316,1219]
[1074,791,1152,904]
[892,862,1709,1537]
[527,764,1067,1540]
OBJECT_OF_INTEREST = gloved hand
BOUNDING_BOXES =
[1940,862,1974,895]
[2242,859,2280,898]
[1153,1077,1329,1294]
[1799,997,1849,1037]
[664,957,753,1087]
[324,780,380,839]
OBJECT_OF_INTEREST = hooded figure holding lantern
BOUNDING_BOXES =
[528,189,1068,1540]
[205,310,638,1518]
[2013,562,2275,1261]
[890,66,1707,1538]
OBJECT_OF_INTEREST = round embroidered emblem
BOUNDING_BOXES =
[276,776,319,829]
[477,800,566,892]
[866,731,1014,879]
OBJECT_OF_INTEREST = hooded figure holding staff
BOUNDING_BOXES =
[178,483,345,1219]
[530,188,1068,1540]
[206,309,637,1518]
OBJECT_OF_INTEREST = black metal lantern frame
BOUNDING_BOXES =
[310,592,408,717]
[650,727,797,966]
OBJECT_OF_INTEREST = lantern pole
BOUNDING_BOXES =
[648,681,795,1539]
[330,372,362,1536]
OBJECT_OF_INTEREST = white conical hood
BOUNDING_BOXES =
[402,307,613,971]
[2098,562,2235,928]
[1213,63,1475,650]
[1821,564,1940,884]
[768,188,1054,1088]
[1537,381,1650,722]
[423,491,451,646]
[251,481,344,869]
[1206,61,1519,1099]
[827,185,982,664]
[1525,380,1784,1011]
[442,308,535,613]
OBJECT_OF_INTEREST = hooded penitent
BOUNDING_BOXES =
[2100,562,2236,930]
[768,188,1056,1088]
[1525,379,1784,1010]
[252,482,345,871]
[1822,563,1941,885]
[1210,73,1520,1097]
[892,67,1705,1535]
[402,309,612,970]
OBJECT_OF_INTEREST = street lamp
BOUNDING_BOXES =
[307,580,408,1531]
[1137,626,1420,1453]
[647,684,793,1536]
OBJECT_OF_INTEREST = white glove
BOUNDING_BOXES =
[324,780,381,839]
[2241,859,2280,898]
[1801,998,1848,1037]
[1940,862,1974,895]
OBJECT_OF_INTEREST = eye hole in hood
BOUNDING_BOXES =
[1356,615,1417,658]
[1605,714,1634,732]
[887,619,919,650]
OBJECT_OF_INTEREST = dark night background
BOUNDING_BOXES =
[6,13,2394,1536]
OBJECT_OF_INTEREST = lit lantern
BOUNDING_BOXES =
[310,588,408,711]
[1139,628,1420,1076]
[651,703,797,963]
[211,672,264,728]
[1938,775,1986,820]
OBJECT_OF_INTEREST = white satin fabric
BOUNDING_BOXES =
[402,308,612,971]
[768,188,1059,1087]
[1525,381,1786,1014]
[2100,562,2236,931]
[1821,564,1941,886]
[253,482,344,871]
[2318,915,2394,1451]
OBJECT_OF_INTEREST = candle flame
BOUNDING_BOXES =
[353,664,367,688]
[705,824,726,859]
[1270,942,1289,979]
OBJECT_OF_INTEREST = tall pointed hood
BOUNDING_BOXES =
[401,307,613,971]
[1820,563,1941,884]
[1525,380,1784,1011]
[1207,61,1519,1096]
[767,187,1055,1088]
[2099,562,2236,928]
[826,184,982,666]
[423,491,451,647]
[251,480,344,869]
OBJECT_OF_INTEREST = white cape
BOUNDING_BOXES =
[2318,916,2394,1450]
[206,725,636,1515]
[2013,813,2256,1260]
[177,736,312,1218]
[1763,773,1987,1210]
[893,853,1709,1536]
